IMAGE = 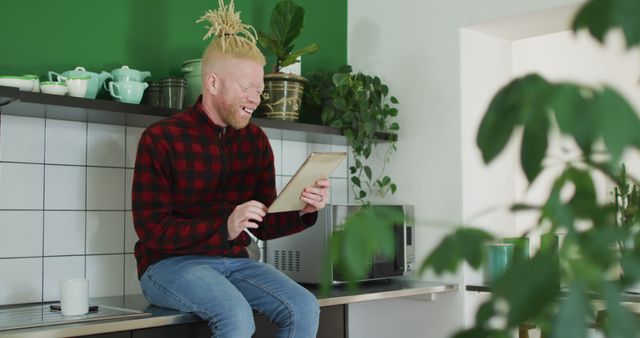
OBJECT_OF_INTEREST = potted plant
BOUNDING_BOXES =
[330,0,640,337]
[256,0,319,122]
[309,65,400,204]
[418,1,640,337]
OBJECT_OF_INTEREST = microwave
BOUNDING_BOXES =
[266,204,415,284]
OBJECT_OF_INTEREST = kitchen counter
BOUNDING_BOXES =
[0,279,457,338]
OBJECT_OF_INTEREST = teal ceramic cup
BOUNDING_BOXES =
[502,237,529,261]
[109,80,148,104]
[485,243,514,283]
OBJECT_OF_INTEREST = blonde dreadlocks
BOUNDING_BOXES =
[197,0,265,73]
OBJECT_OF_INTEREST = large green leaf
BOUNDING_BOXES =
[419,228,493,275]
[257,32,287,58]
[547,83,599,156]
[520,108,549,183]
[280,43,320,68]
[551,281,589,338]
[573,0,640,48]
[548,83,587,135]
[601,281,638,338]
[331,206,403,280]
[541,171,575,229]
[572,0,614,44]
[270,0,304,48]
[593,87,640,162]
[493,252,560,326]
[477,74,550,164]
[565,167,598,219]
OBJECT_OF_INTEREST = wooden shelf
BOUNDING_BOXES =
[0,85,395,145]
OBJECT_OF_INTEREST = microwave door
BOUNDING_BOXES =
[370,224,405,278]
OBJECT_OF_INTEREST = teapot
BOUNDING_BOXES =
[111,65,151,82]
[48,66,112,99]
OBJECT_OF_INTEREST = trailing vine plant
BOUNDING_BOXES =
[314,65,400,204]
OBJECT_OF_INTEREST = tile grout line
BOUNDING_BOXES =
[123,125,128,296]
[41,113,47,303]
[84,119,88,281]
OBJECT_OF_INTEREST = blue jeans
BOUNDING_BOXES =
[139,255,320,338]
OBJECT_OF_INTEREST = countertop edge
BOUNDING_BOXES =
[0,281,458,338]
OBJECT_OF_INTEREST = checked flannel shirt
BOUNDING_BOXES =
[132,99,317,278]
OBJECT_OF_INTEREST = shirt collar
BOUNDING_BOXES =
[190,95,227,135]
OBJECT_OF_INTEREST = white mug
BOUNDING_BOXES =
[60,279,89,316]
[64,76,90,98]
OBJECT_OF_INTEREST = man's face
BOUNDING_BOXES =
[209,58,264,130]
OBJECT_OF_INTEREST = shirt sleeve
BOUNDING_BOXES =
[248,136,318,240]
[132,129,233,254]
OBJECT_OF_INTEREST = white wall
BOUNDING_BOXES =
[512,30,640,234]
[346,0,585,337]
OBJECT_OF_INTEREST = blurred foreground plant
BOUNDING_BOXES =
[420,1,640,337]
[329,0,640,337]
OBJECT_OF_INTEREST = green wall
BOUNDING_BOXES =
[1,0,346,81]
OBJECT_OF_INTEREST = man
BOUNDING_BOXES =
[131,6,329,337]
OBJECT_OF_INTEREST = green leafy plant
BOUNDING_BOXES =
[417,1,640,337]
[612,164,640,270]
[327,0,640,337]
[313,65,400,204]
[257,0,319,72]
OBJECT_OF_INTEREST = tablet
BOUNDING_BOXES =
[268,152,347,213]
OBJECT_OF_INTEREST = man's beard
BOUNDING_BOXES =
[220,105,251,130]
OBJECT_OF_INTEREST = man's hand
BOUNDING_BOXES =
[300,179,331,214]
[227,201,266,240]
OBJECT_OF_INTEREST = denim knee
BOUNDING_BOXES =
[285,289,320,336]
[208,301,256,338]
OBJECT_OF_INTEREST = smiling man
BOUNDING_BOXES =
[131,2,330,337]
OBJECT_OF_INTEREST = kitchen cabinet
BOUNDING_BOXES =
[81,305,345,338]
[82,333,131,338]
[0,86,394,146]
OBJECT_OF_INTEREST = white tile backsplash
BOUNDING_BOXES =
[308,143,331,154]
[45,119,86,165]
[282,141,307,175]
[124,254,142,295]
[87,211,125,254]
[331,178,349,205]
[45,165,86,210]
[87,167,125,210]
[0,114,353,305]
[0,211,43,258]
[269,137,282,176]
[87,123,125,167]
[126,127,144,168]
[43,256,85,302]
[125,211,137,254]
[331,145,349,178]
[125,169,134,211]
[87,255,124,298]
[0,115,45,163]
[44,211,86,256]
[0,258,42,305]
[0,163,44,209]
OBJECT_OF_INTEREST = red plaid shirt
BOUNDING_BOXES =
[132,99,317,278]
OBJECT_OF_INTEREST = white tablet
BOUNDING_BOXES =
[267,152,347,213]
